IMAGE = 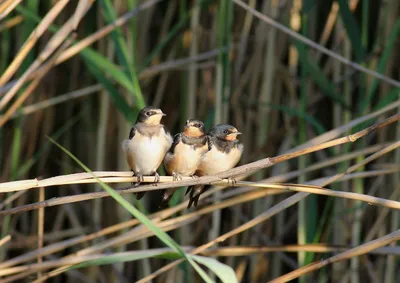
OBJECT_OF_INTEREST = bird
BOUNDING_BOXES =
[186,123,244,208]
[122,106,173,200]
[161,119,209,208]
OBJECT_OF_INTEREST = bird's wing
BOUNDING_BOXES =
[168,133,182,154]
[206,135,213,151]
[128,126,136,139]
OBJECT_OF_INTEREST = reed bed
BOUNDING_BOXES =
[0,0,399,282]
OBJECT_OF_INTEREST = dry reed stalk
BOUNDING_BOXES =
[36,187,44,279]
[265,143,390,182]
[317,0,359,64]
[0,0,21,21]
[1,168,399,217]
[10,84,103,119]
[203,245,400,256]
[9,227,90,249]
[0,190,26,210]
[0,15,23,32]
[0,235,11,248]
[365,189,400,242]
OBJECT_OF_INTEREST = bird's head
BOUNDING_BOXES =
[209,124,241,141]
[137,106,166,125]
[183,119,205,137]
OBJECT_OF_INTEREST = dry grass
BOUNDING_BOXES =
[1,0,400,282]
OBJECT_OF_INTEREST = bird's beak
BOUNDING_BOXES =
[161,113,166,116]
[228,131,241,136]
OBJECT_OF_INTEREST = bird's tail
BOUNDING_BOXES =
[186,185,210,208]
[130,173,145,200]
[160,188,179,208]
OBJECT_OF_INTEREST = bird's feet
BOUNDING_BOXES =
[131,172,144,187]
[227,177,237,186]
[152,172,160,186]
[172,173,183,182]
[133,172,145,200]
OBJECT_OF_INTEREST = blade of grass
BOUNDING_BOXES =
[190,255,237,283]
[69,250,180,270]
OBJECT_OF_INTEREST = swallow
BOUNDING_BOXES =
[186,124,243,208]
[122,106,173,200]
[160,119,209,208]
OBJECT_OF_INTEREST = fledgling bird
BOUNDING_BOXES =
[122,106,173,200]
[186,124,244,208]
[161,119,209,208]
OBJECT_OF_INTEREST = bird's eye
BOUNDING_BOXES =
[195,124,200,128]
[146,111,152,116]
[223,129,228,134]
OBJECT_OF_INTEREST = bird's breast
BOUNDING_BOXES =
[122,132,171,174]
[164,141,207,175]
[197,146,242,175]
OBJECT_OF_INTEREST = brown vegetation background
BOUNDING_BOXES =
[0,0,399,282]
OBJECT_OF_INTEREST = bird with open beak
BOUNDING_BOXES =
[122,106,173,200]
[186,123,243,208]
[161,119,209,207]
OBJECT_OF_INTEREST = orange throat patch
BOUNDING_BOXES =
[225,134,238,141]
[184,127,203,137]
